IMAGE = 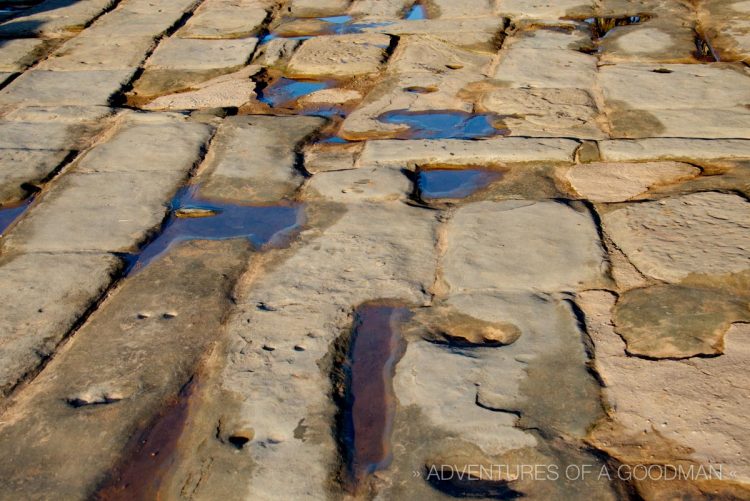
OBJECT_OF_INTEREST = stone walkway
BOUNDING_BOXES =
[0,0,749,499]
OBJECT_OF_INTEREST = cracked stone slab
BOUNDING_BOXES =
[429,0,495,18]
[0,69,135,107]
[561,161,700,202]
[443,200,606,293]
[504,25,593,50]
[0,252,118,397]
[348,0,412,19]
[578,290,750,486]
[198,115,323,202]
[0,240,251,500]
[285,34,391,79]
[358,137,579,169]
[219,202,437,499]
[603,192,750,282]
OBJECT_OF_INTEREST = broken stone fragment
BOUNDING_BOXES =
[408,306,522,346]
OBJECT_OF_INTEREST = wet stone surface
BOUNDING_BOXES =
[0,0,749,499]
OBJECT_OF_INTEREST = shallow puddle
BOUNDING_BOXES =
[258,78,332,108]
[404,3,427,20]
[417,168,502,200]
[340,303,412,490]
[379,110,509,140]
[124,185,302,273]
[0,197,33,236]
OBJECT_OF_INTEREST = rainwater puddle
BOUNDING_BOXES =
[378,110,509,140]
[404,3,427,20]
[0,197,33,236]
[417,168,502,200]
[258,78,332,108]
[340,303,412,490]
[124,185,302,273]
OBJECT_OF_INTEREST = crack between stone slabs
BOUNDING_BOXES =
[0,115,123,256]
[107,0,211,108]
[0,122,219,410]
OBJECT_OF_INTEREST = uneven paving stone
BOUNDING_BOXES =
[612,274,750,358]
[0,149,70,204]
[0,252,119,397]
[0,69,135,106]
[0,120,82,150]
[358,137,579,168]
[37,34,156,71]
[562,161,700,202]
[143,66,259,110]
[0,240,251,500]
[0,38,47,72]
[390,291,613,499]
[361,18,503,50]
[303,141,363,173]
[443,200,606,292]
[305,166,411,202]
[338,35,493,139]
[505,24,592,50]
[133,37,258,98]
[700,0,750,62]
[0,0,116,37]
[601,63,750,138]
[2,116,212,253]
[218,202,437,499]
[578,290,750,490]
[598,24,698,64]
[599,138,750,162]
[177,0,269,39]
[348,0,412,19]
[2,171,186,253]
[471,85,606,139]
[199,115,323,202]
[290,0,351,17]
[429,0,495,18]
[285,33,391,79]
[495,0,594,19]
[84,0,201,37]
[494,47,598,90]
[603,192,750,282]
[75,113,212,174]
